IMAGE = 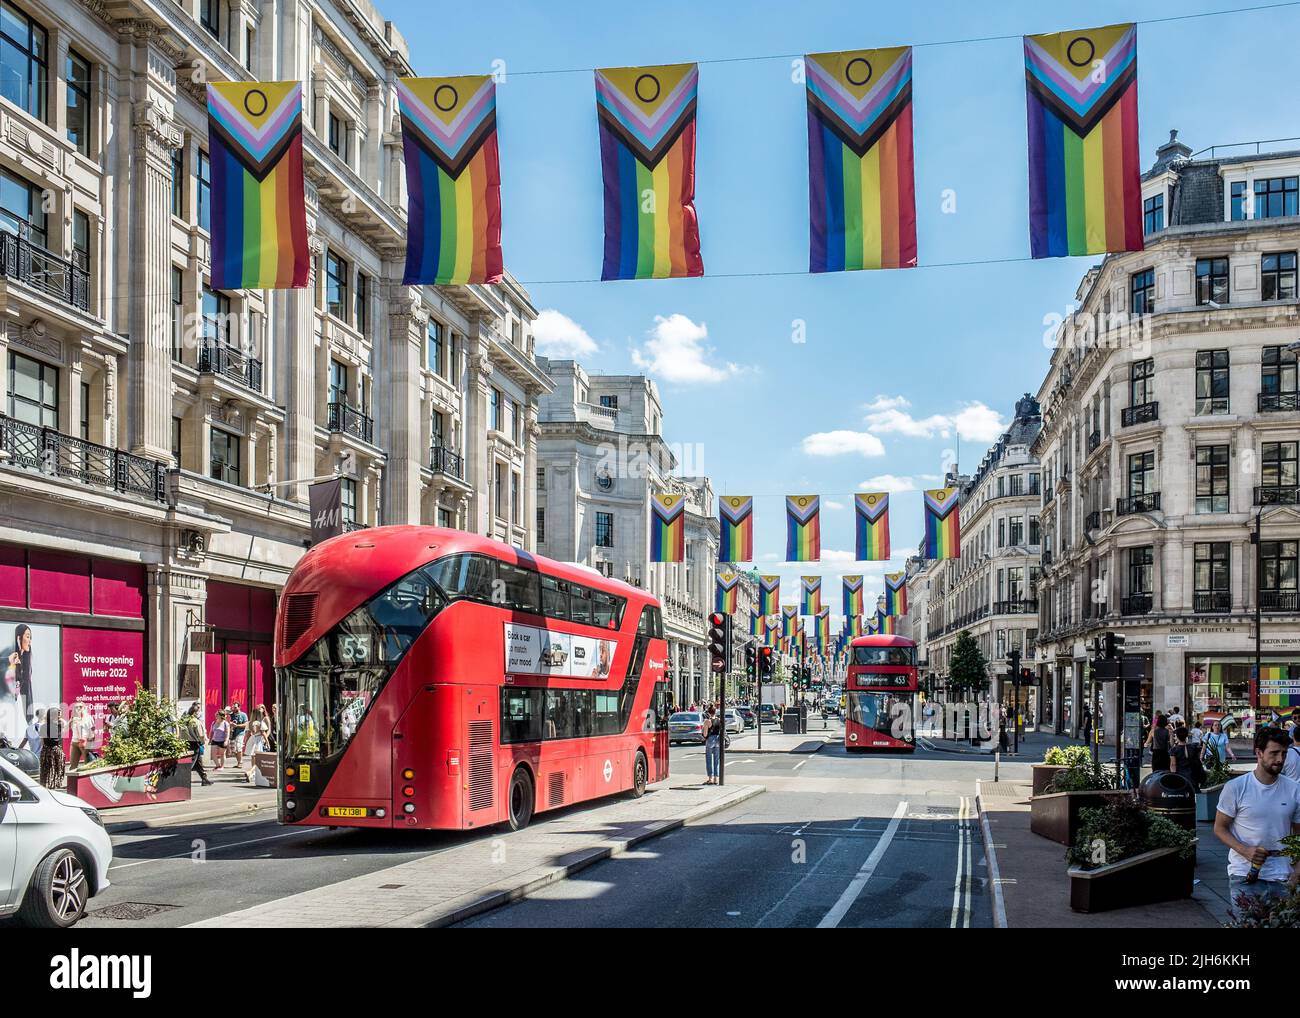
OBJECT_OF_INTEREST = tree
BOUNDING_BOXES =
[948,630,990,701]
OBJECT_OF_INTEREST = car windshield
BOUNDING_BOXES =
[671,713,700,722]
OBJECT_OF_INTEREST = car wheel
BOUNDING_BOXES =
[628,751,648,799]
[506,767,535,831]
[18,848,89,928]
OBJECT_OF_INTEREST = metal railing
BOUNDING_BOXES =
[199,342,263,394]
[1121,594,1153,615]
[327,402,374,444]
[1117,492,1161,515]
[993,599,1039,615]
[1261,590,1299,612]
[430,444,464,479]
[1088,430,1101,453]
[1042,549,1053,566]
[1255,485,1300,506]
[1121,401,1159,427]
[1193,591,1231,613]
[0,231,90,312]
[1085,510,1102,532]
[0,414,166,502]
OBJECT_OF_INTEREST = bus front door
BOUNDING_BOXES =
[652,683,670,782]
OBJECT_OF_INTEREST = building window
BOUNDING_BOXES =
[427,320,443,375]
[340,478,356,526]
[1194,543,1230,610]
[1194,445,1230,514]
[1195,257,1228,305]
[438,508,453,528]
[1029,515,1040,545]
[201,287,230,345]
[1253,176,1299,219]
[536,466,545,491]
[171,267,184,360]
[1130,269,1154,314]
[595,511,614,548]
[71,209,89,273]
[171,146,185,217]
[1261,252,1297,301]
[1195,350,1229,415]
[325,251,348,321]
[1129,546,1153,594]
[430,409,444,449]
[1262,346,1298,396]
[65,50,90,155]
[536,509,545,543]
[244,26,254,73]
[1127,451,1154,496]
[1261,541,1298,600]
[1009,516,1024,546]
[494,462,506,519]
[78,381,89,440]
[511,472,520,524]
[1230,181,1248,221]
[0,2,47,122]
[197,150,211,232]
[511,399,521,445]
[171,417,182,465]
[209,427,241,485]
[199,0,220,38]
[354,271,368,337]
[1262,442,1298,489]
[1130,358,1154,405]
[1142,193,1164,235]
[328,359,347,405]
[490,387,501,432]
[997,518,1005,547]
[0,167,47,247]
[1009,474,1023,496]
[328,113,345,159]
[599,394,618,410]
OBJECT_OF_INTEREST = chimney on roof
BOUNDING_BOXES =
[1153,129,1192,172]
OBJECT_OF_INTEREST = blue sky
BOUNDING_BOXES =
[387,0,1299,612]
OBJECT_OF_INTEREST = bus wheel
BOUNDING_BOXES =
[507,767,534,831]
[628,752,648,799]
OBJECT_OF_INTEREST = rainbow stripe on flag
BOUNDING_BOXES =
[923,487,962,560]
[866,615,879,635]
[398,76,503,285]
[782,606,797,638]
[849,614,864,637]
[843,575,864,617]
[750,612,767,638]
[806,47,917,272]
[206,82,308,290]
[816,609,831,651]
[884,572,907,616]
[650,493,686,562]
[759,575,780,616]
[718,495,754,562]
[877,612,896,636]
[595,63,703,280]
[855,492,890,561]
[800,576,822,616]
[786,495,821,561]
[716,570,740,614]
[1024,23,1142,258]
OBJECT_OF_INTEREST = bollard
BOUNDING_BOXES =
[994,749,1000,783]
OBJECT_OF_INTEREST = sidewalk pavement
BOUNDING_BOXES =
[187,780,764,928]
[103,766,276,833]
[922,728,1082,758]
[976,779,1232,928]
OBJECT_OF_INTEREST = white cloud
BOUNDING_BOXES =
[824,500,845,510]
[860,395,1008,445]
[800,430,885,458]
[532,309,599,358]
[859,474,915,493]
[951,402,1008,443]
[630,313,739,385]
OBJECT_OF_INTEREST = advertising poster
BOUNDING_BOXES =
[504,622,615,679]
[61,627,146,752]
[0,620,61,746]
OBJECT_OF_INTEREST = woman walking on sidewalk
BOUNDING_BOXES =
[208,709,230,770]
[181,703,213,786]
[703,706,721,785]
[1146,713,1171,772]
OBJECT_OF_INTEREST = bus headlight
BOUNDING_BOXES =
[403,803,416,814]
[284,799,296,812]
[848,733,858,742]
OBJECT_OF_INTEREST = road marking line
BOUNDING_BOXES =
[109,827,316,871]
[793,760,808,771]
[816,799,907,929]
[950,797,966,928]
[963,799,973,928]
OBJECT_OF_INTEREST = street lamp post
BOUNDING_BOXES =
[1251,508,1262,727]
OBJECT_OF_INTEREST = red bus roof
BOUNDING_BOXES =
[849,635,917,648]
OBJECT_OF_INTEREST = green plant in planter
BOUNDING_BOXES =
[1067,799,1196,870]
[1043,744,1092,767]
[1202,756,1237,789]
[1226,887,1300,928]
[1048,759,1119,793]
[99,686,189,768]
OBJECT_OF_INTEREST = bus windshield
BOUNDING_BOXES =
[853,645,915,666]
[847,690,910,737]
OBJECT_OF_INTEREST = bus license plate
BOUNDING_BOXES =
[324,807,368,818]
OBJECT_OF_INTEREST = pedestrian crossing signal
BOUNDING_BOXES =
[709,612,730,674]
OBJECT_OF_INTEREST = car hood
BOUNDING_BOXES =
[46,788,91,810]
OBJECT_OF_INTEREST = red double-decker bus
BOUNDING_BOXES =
[274,526,671,832]
[845,635,918,752]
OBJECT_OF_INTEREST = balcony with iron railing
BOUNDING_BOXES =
[1087,430,1101,454]
[199,342,263,394]
[0,230,90,313]
[1255,485,1300,506]
[430,444,465,480]
[993,599,1039,615]
[1261,590,1299,612]
[1117,492,1161,516]
[327,402,374,444]
[0,414,167,502]
[1258,391,1298,413]
[1121,593,1153,615]
[1194,590,1231,613]
[1121,401,1158,427]
[1085,510,1102,532]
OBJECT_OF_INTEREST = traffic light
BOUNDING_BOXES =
[1020,668,1033,683]
[708,613,730,674]
[1105,631,1125,660]
[744,645,757,679]
[759,646,774,678]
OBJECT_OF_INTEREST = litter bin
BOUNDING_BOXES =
[781,709,800,735]
[1138,770,1197,831]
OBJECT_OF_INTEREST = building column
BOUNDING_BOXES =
[466,339,493,534]
[384,295,427,524]
[277,233,321,504]
[523,401,540,552]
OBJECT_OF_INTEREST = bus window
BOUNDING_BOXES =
[497,560,541,614]
[594,691,620,735]
[501,687,543,744]
[545,689,576,739]
[541,574,570,620]
[571,585,594,625]
[426,553,495,603]
[592,590,622,629]
[638,605,663,639]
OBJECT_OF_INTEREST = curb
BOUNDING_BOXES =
[389,784,766,928]
[974,780,1008,929]
[106,799,273,834]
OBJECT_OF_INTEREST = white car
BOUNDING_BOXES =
[0,755,113,927]
[724,709,744,735]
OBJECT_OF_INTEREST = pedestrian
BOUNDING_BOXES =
[18,709,41,758]
[1168,705,1185,728]
[1079,705,1093,745]
[67,703,95,771]
[1171,725,1199,788]
[209,709,229,769]
[1206,720,1234,766]
[1213,727,1300,918]
[1283,727,1300,784]
[703,706,721,785]
[268,703,280,752]
[37,706,65,790]
[229,701,248,766]
[181,703,212,786]
[1146,713,1171,772]
[244,707,269,778]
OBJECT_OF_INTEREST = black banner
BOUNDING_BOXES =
[307,478,343,545]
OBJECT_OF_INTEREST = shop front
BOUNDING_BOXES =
[1186,654,1300,737]
[201,581,276,728]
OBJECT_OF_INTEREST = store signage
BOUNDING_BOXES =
[308,479,344,544]
[1167,635,1190,647]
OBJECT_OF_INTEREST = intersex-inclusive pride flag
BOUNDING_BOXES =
[855,492,890,561]
[877,611,896,635]
[206,82,308,289]
[650,493,686,562]
[866,615,879,635]
[595,63,703,280]
[398,76,503,285]
[759,575,781,616]
[805,47,917,272]
[800,576,822,616]
[849,614,864,637]
[1024,23,1141,258]
[843,575,865,617]
[816,609,831,651]
[884,572,907,616]
[750,612,767,638]
[923,487,962,560]
[786,495,821,561]
[718,496,754,562]
[782,605,798,638]
[716,571,740,614]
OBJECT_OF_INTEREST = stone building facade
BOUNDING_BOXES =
[0,0,550,731]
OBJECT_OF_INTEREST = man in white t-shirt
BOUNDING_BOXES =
[1214,726,1300,916]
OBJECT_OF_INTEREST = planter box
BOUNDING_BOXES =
[1069,847,1196,913]
[1032,764,1069,796]
[1196,783,1226,822]
[66,755,194,810]
[1030,789,1132,846]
